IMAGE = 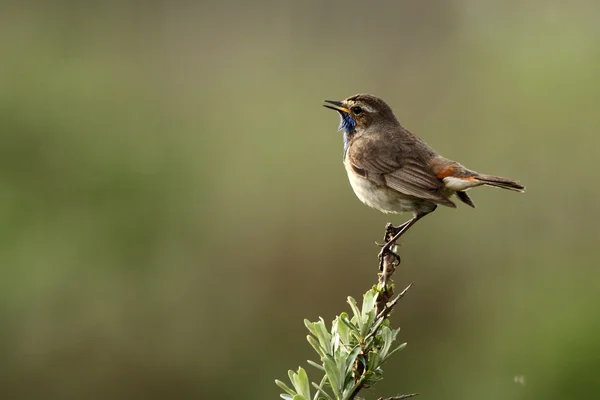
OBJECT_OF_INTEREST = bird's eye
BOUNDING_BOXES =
[351,106,363,114]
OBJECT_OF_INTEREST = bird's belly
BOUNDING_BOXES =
[346,170,416,214]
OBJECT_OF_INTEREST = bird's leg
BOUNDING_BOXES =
[384,221,412,240]
[376,220,411,247]
[378,214,425,260]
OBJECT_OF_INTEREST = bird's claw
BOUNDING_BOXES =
[385,223,404,238]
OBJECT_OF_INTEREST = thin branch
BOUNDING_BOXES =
[376,282,413,321]
[378,394,419,400]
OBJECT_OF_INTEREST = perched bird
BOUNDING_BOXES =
[323,94,524,258]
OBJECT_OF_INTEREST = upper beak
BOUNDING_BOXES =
[323,100,349,113]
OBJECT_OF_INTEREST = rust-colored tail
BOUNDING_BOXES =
[475,174,525,192]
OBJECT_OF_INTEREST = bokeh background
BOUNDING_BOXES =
[1,1,599,399]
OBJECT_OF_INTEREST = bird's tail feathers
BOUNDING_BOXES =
[474,173,525,192]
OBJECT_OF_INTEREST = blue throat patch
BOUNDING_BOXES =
[338,112,355,159]
[338,112,356,133]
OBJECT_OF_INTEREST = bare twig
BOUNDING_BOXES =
[376,282,414,321]
[377,394,419,400]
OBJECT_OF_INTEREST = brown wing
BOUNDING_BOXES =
[347,136,456,208]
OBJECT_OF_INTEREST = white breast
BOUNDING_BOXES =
[345,163,416,214]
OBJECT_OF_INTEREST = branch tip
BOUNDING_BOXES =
[377,394,419,400]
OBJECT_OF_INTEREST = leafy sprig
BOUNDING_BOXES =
[275,287,414,400]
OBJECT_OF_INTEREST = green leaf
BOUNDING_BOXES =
[379,326,394,359]
[311,382,333,400]
[361,289,378,319]
[361,368,383,387]
[307,335,325,358]
[291,367,311,399]
[314,318,333,354]
[331,321,341,353]
[334,349,349,392]
[322,355,341,398]
[365,316,385,341]
[275,379,297,396]
[344,345,362,378]
[304,319,317,335]
[292,395,307,400]
[367,350,381,370]
[340,313,358,336]
[288,370,297,387]
[341,376,362,399]
[349,329,362,343]
[347,296,363,326]
[360,309,376,338]
[280,395,293,400]
[383,342,407,362]
[334,313,351,346]
[307,359,325,371]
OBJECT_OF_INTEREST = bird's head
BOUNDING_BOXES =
[323,94,399,135]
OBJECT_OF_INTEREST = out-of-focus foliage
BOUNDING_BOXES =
[1,1,599,399]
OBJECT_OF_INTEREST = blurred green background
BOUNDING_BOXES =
[1,1,599,399]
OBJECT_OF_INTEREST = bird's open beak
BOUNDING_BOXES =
[323,100,349,113]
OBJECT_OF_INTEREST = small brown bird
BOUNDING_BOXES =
[323,94,524,258]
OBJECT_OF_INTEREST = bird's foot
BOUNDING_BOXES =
[385,222,405,239]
